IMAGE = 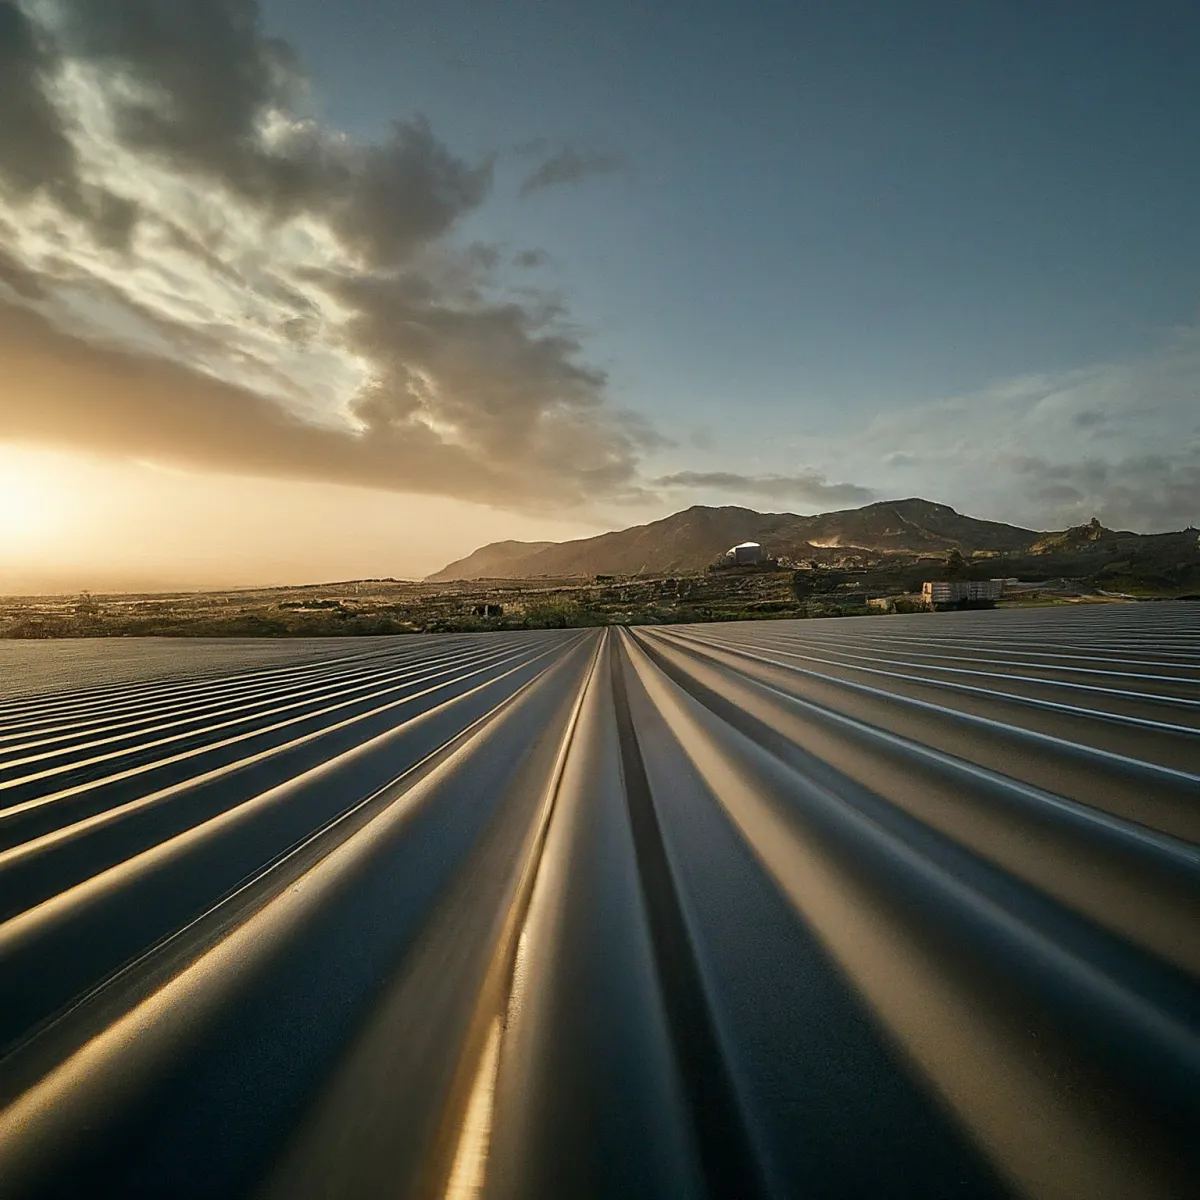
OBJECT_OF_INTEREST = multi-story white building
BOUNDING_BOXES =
[921,579,1003,605]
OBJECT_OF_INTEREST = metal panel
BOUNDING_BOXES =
[0,605,1197,1198]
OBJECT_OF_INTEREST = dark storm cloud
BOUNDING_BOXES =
[0,1,140,247]
[0,2,79,200]
[52,0,489,265]
[0,242,44,300]
[655,470,876,506]
[519,145,627,197]
[0,0,659,510]
[333,269,652,489]
[328,119,491,264]
[58,0,299,158]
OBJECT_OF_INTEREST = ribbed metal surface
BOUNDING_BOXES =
[0,605,1197,1199]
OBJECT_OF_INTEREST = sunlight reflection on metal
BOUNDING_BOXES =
[0,607,1195,1198]
[443,1017,502,1200]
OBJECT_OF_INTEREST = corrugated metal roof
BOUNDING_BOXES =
[0,605,1198,1197]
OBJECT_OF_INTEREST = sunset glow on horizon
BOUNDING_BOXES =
[0,443,604,594]
[0,0,1197,592]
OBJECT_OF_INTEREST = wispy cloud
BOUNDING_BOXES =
[654,470,876,506]
[518,144,627,197]
[816,322,1200,531]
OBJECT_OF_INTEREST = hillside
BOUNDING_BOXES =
[1030,517,1119,554]
[423,540,559,580]
[427,498,1044,580]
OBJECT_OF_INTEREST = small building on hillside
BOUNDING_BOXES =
[725,541,765,566]
[921,579,1003,606]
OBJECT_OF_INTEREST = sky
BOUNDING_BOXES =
[1,0,1198,591]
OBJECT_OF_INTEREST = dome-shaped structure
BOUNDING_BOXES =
[725,541,765,565]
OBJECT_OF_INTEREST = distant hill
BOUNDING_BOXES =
[426,498,1044,580]
[426,540,559,580]
[1030,517,1118,554]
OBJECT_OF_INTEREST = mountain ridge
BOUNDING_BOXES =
[426,498,1050,580]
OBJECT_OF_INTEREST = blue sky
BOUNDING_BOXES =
[1,1,1198,587]
[265,0,1200,447]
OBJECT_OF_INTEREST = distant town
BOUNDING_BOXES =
[0,541,1190,639]
[2,499,1196,637]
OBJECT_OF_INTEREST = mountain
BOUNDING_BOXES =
[426,498,1043,580]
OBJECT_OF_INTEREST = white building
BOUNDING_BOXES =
[725,541,765,565]
[921,579,1003,605]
